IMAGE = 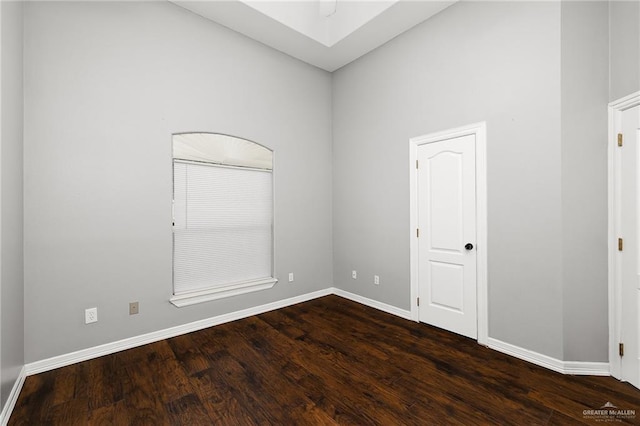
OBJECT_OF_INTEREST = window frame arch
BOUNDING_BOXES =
[170,132,277,307]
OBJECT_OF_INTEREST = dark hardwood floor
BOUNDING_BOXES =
[9,295,640,425]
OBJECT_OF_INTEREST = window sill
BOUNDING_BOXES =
[170,277,278,307]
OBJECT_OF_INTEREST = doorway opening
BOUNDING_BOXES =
[608,91,640,388]
[409,122,488,345]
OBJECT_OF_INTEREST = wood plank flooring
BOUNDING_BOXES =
[9,295,640,425]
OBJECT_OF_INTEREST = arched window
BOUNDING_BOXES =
[170,133,276,307]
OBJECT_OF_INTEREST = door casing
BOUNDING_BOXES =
[608,91,640,381]
[409,122,488,345]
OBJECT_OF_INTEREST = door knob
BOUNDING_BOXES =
[465,243,474,250]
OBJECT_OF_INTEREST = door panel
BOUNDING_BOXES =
[620,104,640,388]
[418,134,477,339]
[428,151,463,251]
[429,261,464,312]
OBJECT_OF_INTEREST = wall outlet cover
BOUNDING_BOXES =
[85,307,98,324]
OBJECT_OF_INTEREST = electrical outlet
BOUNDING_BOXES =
[374,275,380,285]
[85,307,98,324]
[352,270,357,279]
[288,273,294,283]
[129,302,139,315]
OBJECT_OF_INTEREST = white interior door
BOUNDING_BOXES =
[417,134,477,339]
[618,103,640,388]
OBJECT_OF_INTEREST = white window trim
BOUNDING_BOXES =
[170,277,278,307]
[170,133,277,307]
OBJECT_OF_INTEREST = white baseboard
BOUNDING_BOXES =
[0,366,26,426]
[24,288,609,381]
[332,288,412,320]
[563,361,610,376]
[487,337,565,373]
[25,287,412,377]
[2,288,609,424]
[25,288,332,376]
[487,337,610,376]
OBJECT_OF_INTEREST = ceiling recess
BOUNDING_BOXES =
[171,0,457,72]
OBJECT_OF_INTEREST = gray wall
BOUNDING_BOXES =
[1,0,24,409]
[19,0,627,367]
[609,0,639,102]
[332,1,564,359]
[561,1,609,362]
[23,1,333,362]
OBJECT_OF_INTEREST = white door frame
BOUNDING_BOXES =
[608,91,640,379]
[409,122,488,345]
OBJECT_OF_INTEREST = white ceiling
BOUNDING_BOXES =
[171,0,457,72]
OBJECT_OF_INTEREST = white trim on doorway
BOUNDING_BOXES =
[409,122,488,346]
[608,91,640,380]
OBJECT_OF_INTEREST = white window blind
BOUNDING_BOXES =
[172,161,274,297]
